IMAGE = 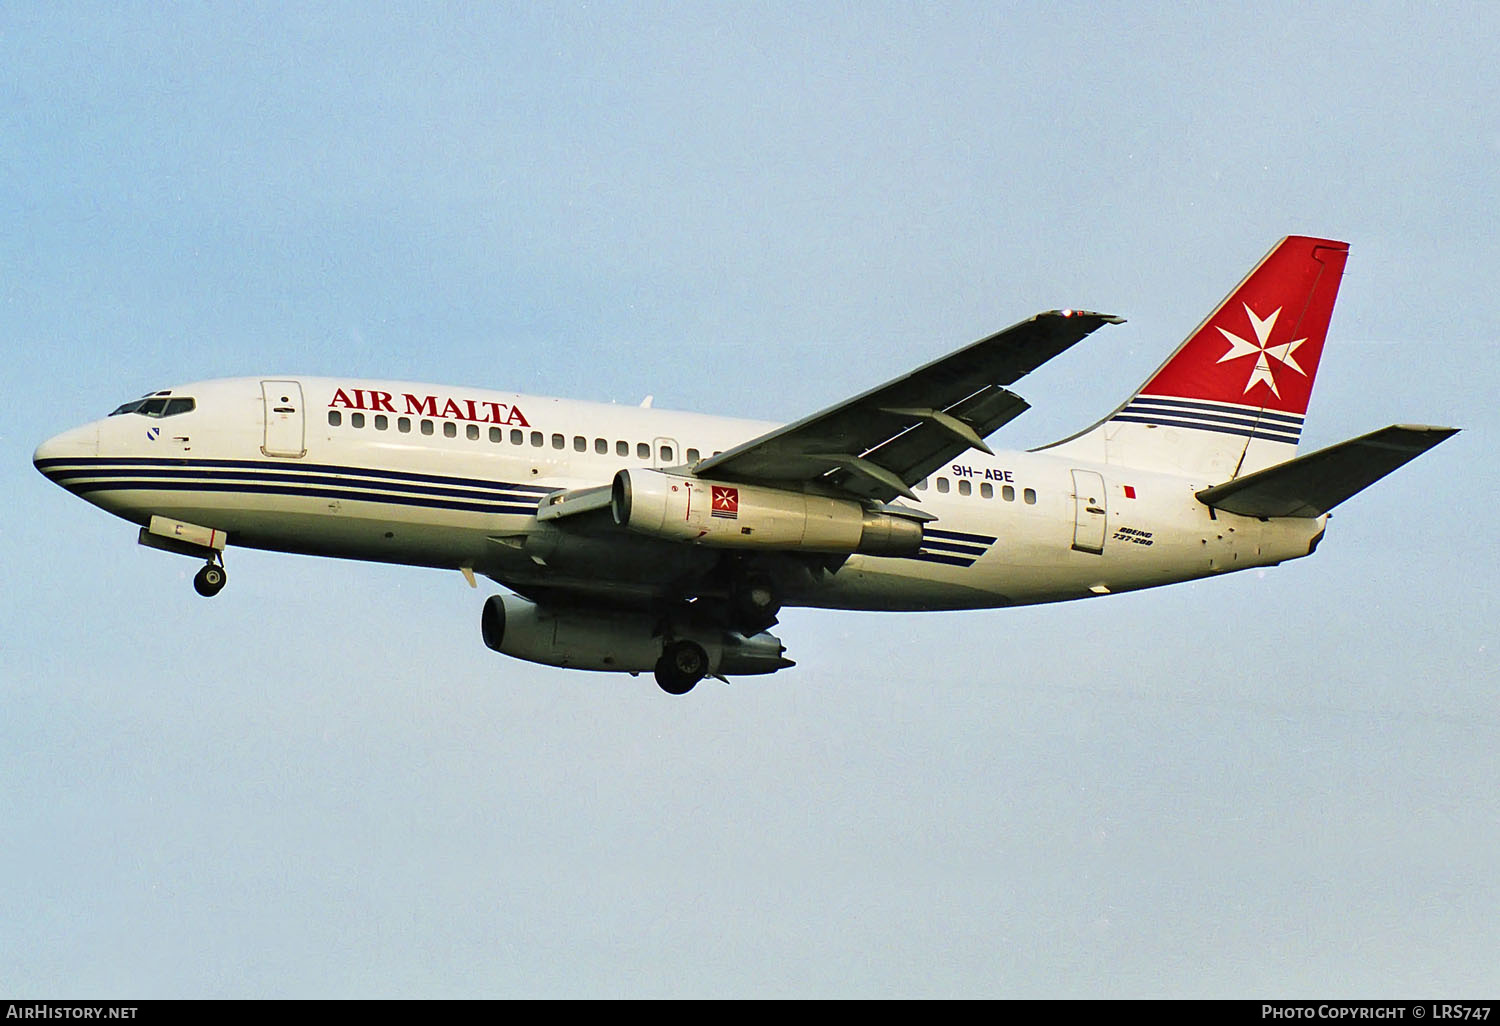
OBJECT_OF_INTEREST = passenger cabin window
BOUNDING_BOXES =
[686,448,700,463]
[936,478,950,494]
[595,438,608,454]
[1023,488,1037,504]
[399,417,412,433]
[574,436,586,452]
[444,422,458,438]
[351,412,365,428]
[659,445,674,463]
[637,443,650,459]
[981,482,993,499]
[490,427,502,442]
[616,440,629,457]
[375,415,388,430]
[958,479,972,496]
[466,424,479,440]
[421,420,435,436]
[328,410,341,427]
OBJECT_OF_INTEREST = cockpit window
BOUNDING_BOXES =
[109,396,196,418]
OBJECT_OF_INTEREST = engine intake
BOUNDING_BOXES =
[611,469,922,555]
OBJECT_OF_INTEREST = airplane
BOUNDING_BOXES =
[33,236,1457,694]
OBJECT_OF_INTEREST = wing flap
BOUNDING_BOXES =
[1195,424,1458,518]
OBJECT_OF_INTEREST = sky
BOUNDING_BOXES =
[2,2,1497,999]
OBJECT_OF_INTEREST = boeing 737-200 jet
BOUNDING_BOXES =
[34,237,1457,693]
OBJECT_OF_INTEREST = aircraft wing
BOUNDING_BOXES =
[693,309,1123,502]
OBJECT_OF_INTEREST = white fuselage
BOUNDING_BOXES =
[36,376,1327,611]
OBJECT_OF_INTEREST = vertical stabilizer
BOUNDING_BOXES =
[1041,236,1349,479]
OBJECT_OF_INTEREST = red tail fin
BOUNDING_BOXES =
[1138,235,1348,416]
[1042,237,1350,479]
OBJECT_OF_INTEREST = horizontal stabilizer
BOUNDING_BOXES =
[1195,424,1458,518]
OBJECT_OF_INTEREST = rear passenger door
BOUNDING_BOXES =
[1070,468,1107,554]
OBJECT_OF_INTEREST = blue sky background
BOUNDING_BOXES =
[3,2,1496,998]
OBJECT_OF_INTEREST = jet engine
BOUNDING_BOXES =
[611,469,923,555]
[480,593,794,693]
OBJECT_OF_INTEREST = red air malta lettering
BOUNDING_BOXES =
[328,388,530,427]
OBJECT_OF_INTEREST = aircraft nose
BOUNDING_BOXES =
[34,424,99,480]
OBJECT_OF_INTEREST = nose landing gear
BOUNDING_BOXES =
[193,559,226,597]
[136,517,229,597]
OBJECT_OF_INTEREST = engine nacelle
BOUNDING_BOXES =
[480,594,793,676]
[611,469,923,555]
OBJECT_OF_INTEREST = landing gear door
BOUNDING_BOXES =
[1071,468,1107,554]
[261,380,306,458]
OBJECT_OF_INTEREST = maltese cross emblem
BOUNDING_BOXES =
[1216,303,1308,397]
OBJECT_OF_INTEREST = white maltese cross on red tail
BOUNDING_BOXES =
[1215,303,1308,397]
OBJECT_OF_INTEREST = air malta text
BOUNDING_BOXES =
[329,388,530,427]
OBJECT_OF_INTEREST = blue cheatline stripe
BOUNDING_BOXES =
[1113,409,1301,434]
[919,538,988,557]
[1119,402,1303,427]
[1112,395,1304,443]
[1118,404,1301,433]
[1110,414,1301,443]
[924,527,998,545]
[912,551,978,568]
[35,458,548,516]
[64,480,540,516]
[34,456,554,496]
[895,523,998,568]
[1126,396,1305,425]
[42,466,543,505]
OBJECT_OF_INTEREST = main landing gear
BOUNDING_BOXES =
[648,564,786,694]
[654,639,709,695]
[193,558,226,597]
[729,570,781,635]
